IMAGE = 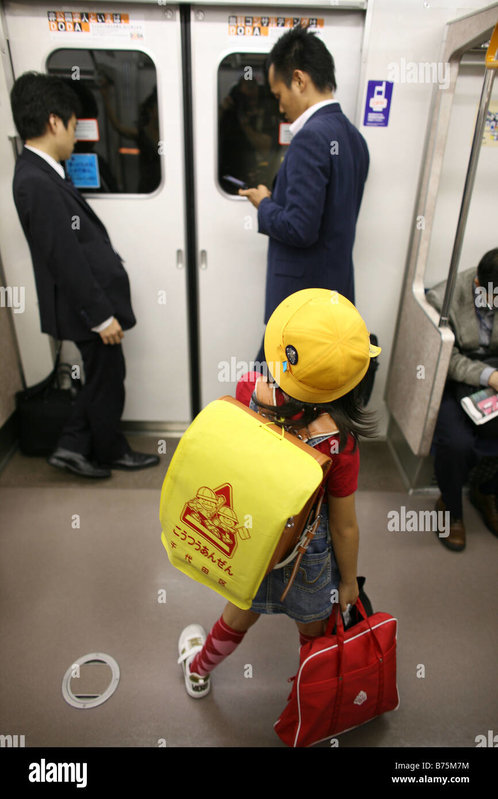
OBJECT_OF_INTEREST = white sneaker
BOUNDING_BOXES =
[177,624,211,699]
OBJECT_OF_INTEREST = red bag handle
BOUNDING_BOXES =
[327,599,385,662]
[327,599,388,730]
[326,597,370,635]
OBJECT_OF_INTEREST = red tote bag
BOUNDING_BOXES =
[274,599,399,747]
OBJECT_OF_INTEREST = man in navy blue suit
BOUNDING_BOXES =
[11,72,159,478]
[240,27,369,358]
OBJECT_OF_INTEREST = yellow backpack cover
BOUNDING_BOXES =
[159,397,328,610]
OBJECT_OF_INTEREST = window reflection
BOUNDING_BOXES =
[218,53,286,195]
[46,49,161,194]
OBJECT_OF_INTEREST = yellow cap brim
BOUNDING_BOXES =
[263,290,313,389]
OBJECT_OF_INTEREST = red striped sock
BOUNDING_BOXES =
[190,616,246,677]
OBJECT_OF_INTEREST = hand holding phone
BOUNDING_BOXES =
[222,174,248,190]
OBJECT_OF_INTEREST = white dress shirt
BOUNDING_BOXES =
[24,144,114,333]
[24,144,66,179]
[288,98,338,138]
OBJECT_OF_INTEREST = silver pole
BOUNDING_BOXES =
[439,66,496,326]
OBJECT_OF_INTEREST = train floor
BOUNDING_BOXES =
[0,435,496,749]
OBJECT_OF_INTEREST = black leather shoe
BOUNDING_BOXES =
[108,451,160,471]
[48,448,111,479]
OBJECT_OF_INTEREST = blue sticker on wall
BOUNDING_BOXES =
[363,81,393,127]
[65,153,100,189]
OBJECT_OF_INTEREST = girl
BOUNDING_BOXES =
[177,289,380,698]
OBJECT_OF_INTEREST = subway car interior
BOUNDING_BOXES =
[0,0,497,760]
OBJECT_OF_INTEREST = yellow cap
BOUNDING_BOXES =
[264,289,381,403]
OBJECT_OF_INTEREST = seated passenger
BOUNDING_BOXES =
[426,248,498,551]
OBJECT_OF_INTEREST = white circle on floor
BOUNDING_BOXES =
[62,652,120,709]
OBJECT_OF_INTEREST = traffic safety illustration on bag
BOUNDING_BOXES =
[159,395,331,610]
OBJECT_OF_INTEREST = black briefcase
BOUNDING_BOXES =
[15,347,82,456]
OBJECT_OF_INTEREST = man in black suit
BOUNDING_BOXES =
[11,72,159,478]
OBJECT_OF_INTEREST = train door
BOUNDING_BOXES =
[2,1,191,424]
[189,5,366,406]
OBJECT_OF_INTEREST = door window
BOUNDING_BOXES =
[218,52,286,196]
[47,49,160,194]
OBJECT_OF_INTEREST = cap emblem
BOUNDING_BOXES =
[285,345,298,366]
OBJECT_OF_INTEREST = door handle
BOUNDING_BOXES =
[8,135,20,160]
[199,250,207,270]
[176,249,184,269]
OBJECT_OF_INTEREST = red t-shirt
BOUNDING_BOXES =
[235,372,359,498]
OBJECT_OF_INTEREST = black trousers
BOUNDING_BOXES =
[432,384,498,518]
[56,338,130,463]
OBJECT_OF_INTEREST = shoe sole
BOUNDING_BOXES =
[109,462,159,471]
[48,457,111,479]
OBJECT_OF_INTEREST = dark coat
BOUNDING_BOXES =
[258,103,369,321]
[13,147,136,341]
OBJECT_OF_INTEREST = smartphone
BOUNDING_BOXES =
[222,175,248,190]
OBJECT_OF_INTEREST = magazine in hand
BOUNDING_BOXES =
[460,387,498,425]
